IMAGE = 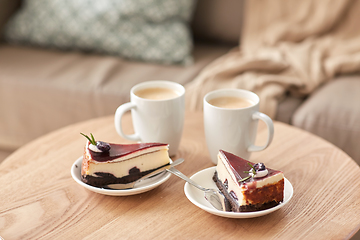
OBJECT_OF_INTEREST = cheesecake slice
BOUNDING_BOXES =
[213,150,284,212]
[81,134,171,188]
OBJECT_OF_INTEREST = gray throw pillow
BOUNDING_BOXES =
[2,0,196,65]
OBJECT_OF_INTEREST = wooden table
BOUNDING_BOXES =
[1,112,360,239]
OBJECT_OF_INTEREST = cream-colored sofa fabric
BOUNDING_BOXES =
[0,44,232,149]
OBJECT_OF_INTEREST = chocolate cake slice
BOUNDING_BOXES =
[81,134,170,188]
[213,150,284,212]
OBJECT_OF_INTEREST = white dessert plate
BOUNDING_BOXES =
[71,157,172,196]
[184,166,293,218]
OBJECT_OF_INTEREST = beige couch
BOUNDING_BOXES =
[1,0,360,165]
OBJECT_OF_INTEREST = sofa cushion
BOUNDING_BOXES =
[0,43,232,150]
[292,75,360,164]
[2,0,195,65]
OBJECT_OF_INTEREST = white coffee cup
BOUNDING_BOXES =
[114,80,185,156]
[203,89,274,164]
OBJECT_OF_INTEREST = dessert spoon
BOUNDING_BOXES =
[166,167,226,211]
[106,158,184,190]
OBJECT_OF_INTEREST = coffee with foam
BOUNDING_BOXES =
[208,96,255,109]
[135,87,179,100]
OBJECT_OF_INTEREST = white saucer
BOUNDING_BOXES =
[71,157,171,196]
[184,167,293,218]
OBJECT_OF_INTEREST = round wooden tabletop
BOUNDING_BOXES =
[1,112,359,239]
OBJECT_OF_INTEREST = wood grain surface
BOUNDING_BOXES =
[0,111,359,239]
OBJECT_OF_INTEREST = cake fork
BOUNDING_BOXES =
[166,167,226,211]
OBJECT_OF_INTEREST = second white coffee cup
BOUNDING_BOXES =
[114,80,185,156]
[203,89,274,164]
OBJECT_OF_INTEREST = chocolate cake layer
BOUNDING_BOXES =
[213,171,283,212]
[82,163,169,188]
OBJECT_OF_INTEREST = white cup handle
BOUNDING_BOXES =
[247,112,274,152]
[114,102,141,141]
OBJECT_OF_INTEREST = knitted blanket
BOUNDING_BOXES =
[186,0,360,118]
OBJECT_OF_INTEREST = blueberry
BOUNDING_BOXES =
[96,141,111,152]
[254,163,266,171]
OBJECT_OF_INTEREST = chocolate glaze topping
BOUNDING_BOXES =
[219,150,281,187]
[89,142,167,162]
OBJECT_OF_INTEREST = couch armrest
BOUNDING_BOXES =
[292,75,360,165]
[0,0,21,34]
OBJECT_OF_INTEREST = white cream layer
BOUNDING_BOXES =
[216,153,283,206]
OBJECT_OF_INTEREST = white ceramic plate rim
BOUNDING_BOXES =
[71,156,171,196]
[184,166,293,218]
